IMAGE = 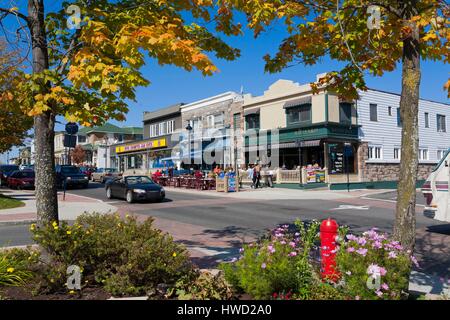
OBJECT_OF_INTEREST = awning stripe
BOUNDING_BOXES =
[283,96,312,109]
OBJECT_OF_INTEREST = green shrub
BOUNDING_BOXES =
[336,228,415,300]
[31,213,193,296]
[170,271,234,300]
[220,220,323,299]
[0,248,38,286]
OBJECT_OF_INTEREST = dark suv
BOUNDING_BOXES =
[56,165,89,189]
[0,165,20,186]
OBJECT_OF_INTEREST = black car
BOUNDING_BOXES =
[105,175,165,203]
[56,165,89,188]
[0,165,20,186]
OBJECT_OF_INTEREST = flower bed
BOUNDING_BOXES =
[220,220,419,300]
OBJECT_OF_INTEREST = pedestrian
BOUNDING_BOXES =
[247,165,254,188]
[255,164,261,189]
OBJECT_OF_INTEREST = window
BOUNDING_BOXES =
[388,106,392,116]
[339,103,352,125]
[77,135,86,143]
[206,115,214,127]
[437,149,446,160]
[368,145,382,160]
[158,122,166,135]
[370,104,378,121]
[394,148,401,160]
[419,148,429,161]
[166,120,175,134]
[149,124,157,137]
[286,104,311,125]
[118,134,124,142]
[437,114,446,132]
[245,114,260,130]
[214,113,224,127]
[397,107,402,127]
[233,113,240,131]
[424,112,429,128]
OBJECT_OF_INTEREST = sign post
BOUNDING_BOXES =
[344,143,353,192]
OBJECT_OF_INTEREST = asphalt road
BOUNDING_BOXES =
[0,183,442,248]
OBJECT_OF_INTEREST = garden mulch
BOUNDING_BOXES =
[0,285,111,300]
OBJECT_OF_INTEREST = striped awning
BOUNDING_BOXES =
[283,96,312,109]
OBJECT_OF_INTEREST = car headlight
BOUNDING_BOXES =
[66,177,72,180]
[160,187,165,192]
[83,176,88,179]
[133,189,146,194]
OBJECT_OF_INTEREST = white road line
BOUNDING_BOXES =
[361,196,426,207]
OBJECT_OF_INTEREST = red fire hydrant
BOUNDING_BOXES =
[320,218,339,282]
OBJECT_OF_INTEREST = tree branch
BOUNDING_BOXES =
[0,7,29,24]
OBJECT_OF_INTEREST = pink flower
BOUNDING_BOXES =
[376,290,383,297]
[379,267,387,276]
[381,283,389,291]
[356,248,368,256]
[280,241,286,245]
[388,251,397,259]
[261,263,267,269]
[372,241,382,249]
[346,247,355,253]
[274,233,283,238]
[411,255,420,268]
[239,248,244,253]
[289,242,296,248]
[367,264,385,277]
[357,237,367,246]
[267,245,276,254]
[289,251,297,257]
[294,232,300,237]
[346,234,358,241]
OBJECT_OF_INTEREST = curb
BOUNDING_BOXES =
[0,219,36,227]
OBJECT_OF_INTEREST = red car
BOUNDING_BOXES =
[7,170,35,189]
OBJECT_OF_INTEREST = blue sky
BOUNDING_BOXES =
[1,2,449,162]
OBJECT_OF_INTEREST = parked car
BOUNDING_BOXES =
[19,164,34,171]
[79,166,96,180]
[92,168,121,183]
[0,165,20,186]
[55,165,89,189]
[7,170,35,189]
[105,175,165,203]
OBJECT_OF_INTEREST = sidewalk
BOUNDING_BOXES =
[0,189,117,225]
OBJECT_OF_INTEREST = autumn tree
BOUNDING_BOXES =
[216,0,449,251]
[0,40,33,153]
[0,0,240,224]
[70,145,86,165]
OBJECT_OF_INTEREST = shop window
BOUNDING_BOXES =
[245,114,260,130]
[339,103,352,125]
[286,104,311,125]
[370,104,378,122]
[368,145,382,160]
[437,114,446,132]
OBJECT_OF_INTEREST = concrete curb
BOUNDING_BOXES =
[0,219,36,227]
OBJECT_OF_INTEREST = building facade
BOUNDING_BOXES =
[357,89,450,182]
[243,76,359,180]
[180,92,244,170]
[110,104,183,172]
[75,123,143,168]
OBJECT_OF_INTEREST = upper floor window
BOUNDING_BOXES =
[77,135,86,143]
[369,104,378,122]
[118,134,124,142]
[394,148,401,160]
[437,149,446,160]
[286,104,311,125]
[339,103,352,125]
[245,114,260,130]
[388,106,392,116]
[166,120,175,134]
[149,124,157,137]
[419,148,429,161]
[437,114,446,132]
[233,113,240,131]
[397,107,402,127]
[214,113,224,127]
[159,122,166,136]
[368,145,382,160]
[424,112,429,128]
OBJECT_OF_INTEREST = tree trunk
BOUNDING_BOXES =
[394,6,421,252]
[28,0,58,224]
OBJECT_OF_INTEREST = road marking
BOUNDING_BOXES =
[361,196,425,208]
[331,205,370,211]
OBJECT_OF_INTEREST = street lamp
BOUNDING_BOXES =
[185,122,193,170]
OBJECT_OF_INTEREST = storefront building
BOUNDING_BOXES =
[243,76,360,181]
[110,104,183,172]
[180,92,244,170]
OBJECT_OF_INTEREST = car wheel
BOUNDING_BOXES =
[106,187,113,199]
[126,190,134,203]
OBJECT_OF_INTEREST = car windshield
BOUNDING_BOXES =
[61,167,81,174]
[125,176,153,185]
[105,168,117,173]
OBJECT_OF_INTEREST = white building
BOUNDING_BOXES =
[357,88,450,182]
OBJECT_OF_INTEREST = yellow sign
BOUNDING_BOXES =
[115,138,167,154]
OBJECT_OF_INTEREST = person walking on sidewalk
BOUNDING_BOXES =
[253,164,261,189]
[247,165,254,188]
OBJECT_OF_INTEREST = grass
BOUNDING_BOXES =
[0,194,24,210]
